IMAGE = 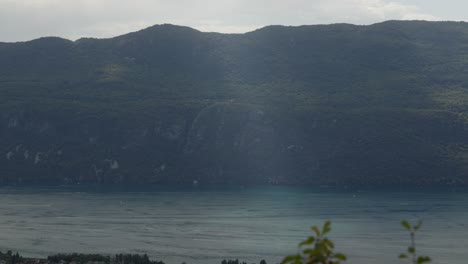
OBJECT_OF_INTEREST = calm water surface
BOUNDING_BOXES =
[0,186,467,264]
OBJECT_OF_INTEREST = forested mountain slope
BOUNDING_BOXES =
[1,20,468,186]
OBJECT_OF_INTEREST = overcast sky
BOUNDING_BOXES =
[0,0,467,42]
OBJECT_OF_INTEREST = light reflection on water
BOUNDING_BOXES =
[0,186,467,264]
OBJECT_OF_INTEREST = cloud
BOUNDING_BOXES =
[0,0,441,42]
[350,0,441,22]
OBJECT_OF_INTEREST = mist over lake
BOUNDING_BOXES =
[0,186,466,264]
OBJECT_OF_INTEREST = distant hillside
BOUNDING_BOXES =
[1,21,468,186]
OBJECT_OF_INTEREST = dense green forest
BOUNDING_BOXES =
[1,20,468,186]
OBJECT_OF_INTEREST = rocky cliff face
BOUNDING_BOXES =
[2,103,466,186]
[0,103,289,184]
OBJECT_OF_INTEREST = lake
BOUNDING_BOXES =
[0,186,467,264]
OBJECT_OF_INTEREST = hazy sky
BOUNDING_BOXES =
[0,0,466,42]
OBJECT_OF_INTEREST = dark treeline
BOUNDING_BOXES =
[1,252,267,264]
[221,259,267,264]
[0,251,22,264]
[47,254,165,264]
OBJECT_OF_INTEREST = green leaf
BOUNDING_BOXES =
[417,256,431,264]
[322,221,332,235]
[401,220,411,231]
[312,226,321,237]
[323,238,335,249]
[399,254,408,259]
[281,255,300,264]
[414,220,423,231]
[302,248,319,256]
[299,236,315,247]
[408,247,415,254]
[334,253,347,261]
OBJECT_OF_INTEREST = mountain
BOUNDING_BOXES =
[1,21,468,186]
